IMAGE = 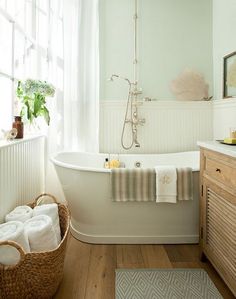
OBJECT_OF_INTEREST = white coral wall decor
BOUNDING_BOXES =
[170,68,209,101]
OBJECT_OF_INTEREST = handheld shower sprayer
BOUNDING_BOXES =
[108,74,144,150]
[108,74,132,87]
[108,74,118,82]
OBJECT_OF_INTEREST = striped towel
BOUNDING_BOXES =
[111,168,156,202]
[177,167,193,201]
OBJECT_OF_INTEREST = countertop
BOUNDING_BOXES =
[197,140,236,158]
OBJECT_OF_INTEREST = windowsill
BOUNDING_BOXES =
[0,134,45,149]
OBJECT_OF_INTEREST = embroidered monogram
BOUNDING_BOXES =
[159,174,172,184]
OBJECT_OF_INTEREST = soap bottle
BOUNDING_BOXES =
[12,116,24,139]
[104,158,110,169]
[110,159,120,169]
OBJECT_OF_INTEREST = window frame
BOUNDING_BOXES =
[0,0,63,131]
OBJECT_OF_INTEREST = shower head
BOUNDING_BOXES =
[108,74,119,82]
[108,74,132,86]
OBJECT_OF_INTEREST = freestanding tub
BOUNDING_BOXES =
[51,151,200,244]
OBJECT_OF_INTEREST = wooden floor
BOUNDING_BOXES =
[54,234,234,299]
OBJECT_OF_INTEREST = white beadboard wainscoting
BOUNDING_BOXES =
[213,99,236,140]
[100,101,213,154]
[0,136,45,223]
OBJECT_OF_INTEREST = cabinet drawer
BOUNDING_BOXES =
[203,152,236,190]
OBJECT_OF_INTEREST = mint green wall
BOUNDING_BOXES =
[100,0,213,101]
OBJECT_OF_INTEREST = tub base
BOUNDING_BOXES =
[70,222,199,244]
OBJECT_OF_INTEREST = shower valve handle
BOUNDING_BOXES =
[132,118,145,126]
[132,101,143,107]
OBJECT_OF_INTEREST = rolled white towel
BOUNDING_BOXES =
[24,215,58,252]
[0,221,30,265]
[5,205,33,223]
[33,203,61,244]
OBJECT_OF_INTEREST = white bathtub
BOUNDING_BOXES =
[51,151,200,244]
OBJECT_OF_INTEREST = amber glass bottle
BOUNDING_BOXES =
[12,116,24,138]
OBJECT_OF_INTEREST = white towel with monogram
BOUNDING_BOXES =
[0,221,30,265]
[24,215,58,252]
[5,205,33,223]
[155,166,177,203]
[33,203,61,244]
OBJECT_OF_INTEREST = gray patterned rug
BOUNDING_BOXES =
[116,269,223,299]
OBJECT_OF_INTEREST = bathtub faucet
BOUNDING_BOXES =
[132,111,145,126]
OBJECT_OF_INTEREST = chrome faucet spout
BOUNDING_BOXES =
[134,136,140,148]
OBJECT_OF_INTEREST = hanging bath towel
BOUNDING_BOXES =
[111,168,156,202]
[177,167,193,201]
[155,166,177,203]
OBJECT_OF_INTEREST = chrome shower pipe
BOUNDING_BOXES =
[133,0,138,85]
[131,0,143,150]
[108,0,145,150]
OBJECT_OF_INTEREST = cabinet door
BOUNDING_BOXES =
[201,178,236,295]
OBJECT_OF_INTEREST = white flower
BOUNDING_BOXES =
[20,79,55,97]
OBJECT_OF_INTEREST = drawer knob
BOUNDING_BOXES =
[216,168,221,173]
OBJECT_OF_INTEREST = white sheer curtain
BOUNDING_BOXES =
[62,0,99,152]
[47,0,99,153]
[46,0,99,198]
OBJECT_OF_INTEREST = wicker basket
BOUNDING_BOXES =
[0,194,70,299]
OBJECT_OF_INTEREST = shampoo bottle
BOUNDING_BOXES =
[104,158,110,169]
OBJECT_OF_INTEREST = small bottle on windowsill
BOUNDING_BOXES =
[12,116,24,139]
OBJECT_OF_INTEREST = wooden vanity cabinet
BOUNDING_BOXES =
[199,148,236,296]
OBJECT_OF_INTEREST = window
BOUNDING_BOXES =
[0,0,63,131]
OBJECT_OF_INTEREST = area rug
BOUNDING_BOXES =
[115,269,223,299]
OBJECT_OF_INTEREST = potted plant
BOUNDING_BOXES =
[16,79,55,126]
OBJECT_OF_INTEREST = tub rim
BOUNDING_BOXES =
[50,151,200,173]
[50,152,111,173]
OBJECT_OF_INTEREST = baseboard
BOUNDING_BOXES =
[70,223,199,244]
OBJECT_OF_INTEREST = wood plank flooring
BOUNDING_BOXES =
[54,234,234,299]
